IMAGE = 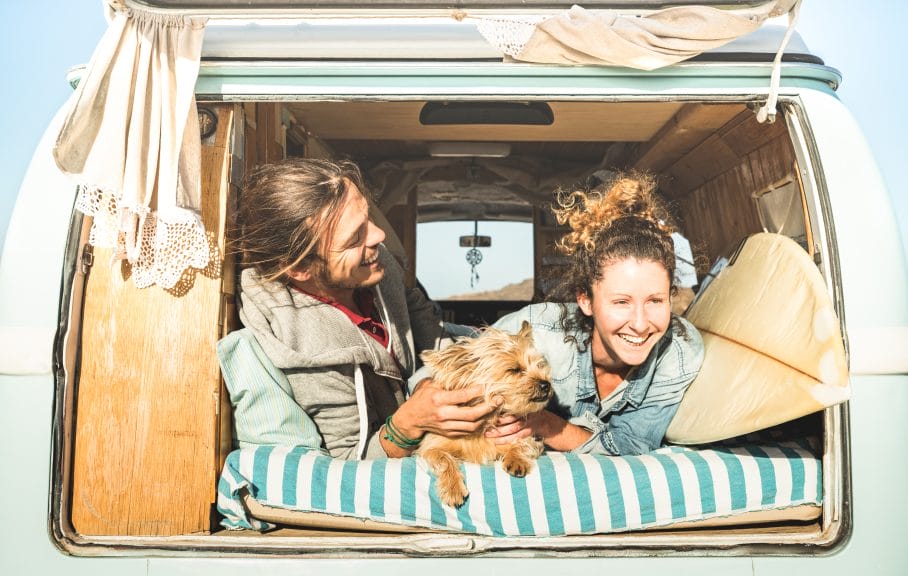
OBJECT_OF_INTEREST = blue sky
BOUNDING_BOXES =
[1,1,905,296]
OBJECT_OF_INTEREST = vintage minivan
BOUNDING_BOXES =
[2,0,907,574]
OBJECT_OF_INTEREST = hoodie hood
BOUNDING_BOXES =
[239,267,402,381]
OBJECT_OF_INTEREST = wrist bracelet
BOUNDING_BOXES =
[383,414,422,449]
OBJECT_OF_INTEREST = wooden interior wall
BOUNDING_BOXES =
[534,207,569,299]
[635,107,796,279]
[384,187,418,289]
[71,104,236,536]
[216,102,287,472]
[243,102,286,172]
[217,105,243,483]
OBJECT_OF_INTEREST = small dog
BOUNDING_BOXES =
[415,321,553,508]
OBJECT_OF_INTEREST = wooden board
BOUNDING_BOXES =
[71,105,235,536]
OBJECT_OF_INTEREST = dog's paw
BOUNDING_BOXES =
[436,472,469,508]
[502,453,535,478]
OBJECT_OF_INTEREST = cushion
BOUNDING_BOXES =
[217,436,821,536]
[218,329,325,450]
[666,233,850,444]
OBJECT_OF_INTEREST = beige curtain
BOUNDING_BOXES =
[478,1,800,71]
[53,1,208,289]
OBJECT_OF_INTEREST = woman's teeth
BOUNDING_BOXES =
[362,254,378,266]
[619,334,647,346]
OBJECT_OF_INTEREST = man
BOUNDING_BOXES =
[225,158,494,459]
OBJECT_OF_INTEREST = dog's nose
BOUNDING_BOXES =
[537,380,552,396]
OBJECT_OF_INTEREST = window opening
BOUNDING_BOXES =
[417,220,533,301]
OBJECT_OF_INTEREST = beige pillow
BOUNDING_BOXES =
[665,233,850,444]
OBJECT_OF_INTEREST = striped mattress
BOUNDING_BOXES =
[217,437,821,536]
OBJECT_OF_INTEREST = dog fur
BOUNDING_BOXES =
[415,321,552,508]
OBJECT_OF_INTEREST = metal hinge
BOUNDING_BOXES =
[80,243,94,275]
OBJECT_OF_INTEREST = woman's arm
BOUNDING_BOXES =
[486,410,593,451]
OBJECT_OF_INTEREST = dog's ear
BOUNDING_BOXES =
[518,320,533,339]
[420,349,438,367]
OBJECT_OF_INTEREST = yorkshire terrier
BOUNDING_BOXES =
[415,321,553,508]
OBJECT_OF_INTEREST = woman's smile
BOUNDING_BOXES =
[577,258,672,371]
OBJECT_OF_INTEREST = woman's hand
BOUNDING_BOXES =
[392,379,501,440]
[485,414,535,444]
[486,410,594,451]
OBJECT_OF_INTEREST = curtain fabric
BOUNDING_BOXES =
[478,1,800,70]
[53,1,208,289]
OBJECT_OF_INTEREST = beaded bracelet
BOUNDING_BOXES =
[383,414,422,449]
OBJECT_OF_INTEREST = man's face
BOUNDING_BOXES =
[290,182,386,303]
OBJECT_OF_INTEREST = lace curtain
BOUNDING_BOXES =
[53,1,208,289]
[477,0,802,122]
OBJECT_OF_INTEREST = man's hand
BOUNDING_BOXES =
[393,379,501,440]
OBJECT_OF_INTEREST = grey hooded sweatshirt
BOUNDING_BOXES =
[239,246,446,460]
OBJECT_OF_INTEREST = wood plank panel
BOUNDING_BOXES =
[667,132,741,193]
[631,103,744,174]
[285,101,682,142]
[383,187,418,289]
[678,132,796,277]
[662,109,789,198]
[212,106,240,490]
[255,103,273,167]
[71,105,234,536]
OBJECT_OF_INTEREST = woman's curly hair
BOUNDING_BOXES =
[546,172,680,347]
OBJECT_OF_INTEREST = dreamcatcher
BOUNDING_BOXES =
[465,220,483,288]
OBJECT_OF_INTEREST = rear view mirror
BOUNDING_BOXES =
[459,235,491,248]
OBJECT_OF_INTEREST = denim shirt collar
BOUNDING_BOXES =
[572,329,671,410]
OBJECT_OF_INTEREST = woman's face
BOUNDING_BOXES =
[577,258,672,371]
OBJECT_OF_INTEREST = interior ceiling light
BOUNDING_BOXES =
[428,142,512,158]
[420,101,554,125]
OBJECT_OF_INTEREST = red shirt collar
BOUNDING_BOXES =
[292,286,389,349]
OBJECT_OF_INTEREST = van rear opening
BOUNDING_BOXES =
[51,97,847,556]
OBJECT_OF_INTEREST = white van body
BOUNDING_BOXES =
[1,1,907,574]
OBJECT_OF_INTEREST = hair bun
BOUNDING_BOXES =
[552,171,674,257]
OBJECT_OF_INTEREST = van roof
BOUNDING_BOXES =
[119,1,817,66]
[200,19,819,64]
[134,1,786,13]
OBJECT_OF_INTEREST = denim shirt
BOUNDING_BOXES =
[493,303,704,456]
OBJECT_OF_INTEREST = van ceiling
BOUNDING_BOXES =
[284,101,682,143]
[279,100,747,222]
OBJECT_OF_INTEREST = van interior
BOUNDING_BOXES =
[53,96,846,554]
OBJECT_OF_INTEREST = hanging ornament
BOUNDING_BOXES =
[466,247,483,288]
[465,220,483,288]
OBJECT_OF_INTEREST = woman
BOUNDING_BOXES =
[488,173,704,455]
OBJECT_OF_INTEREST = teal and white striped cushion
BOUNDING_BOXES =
[217,438,821,536]
[218,329,325,450]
